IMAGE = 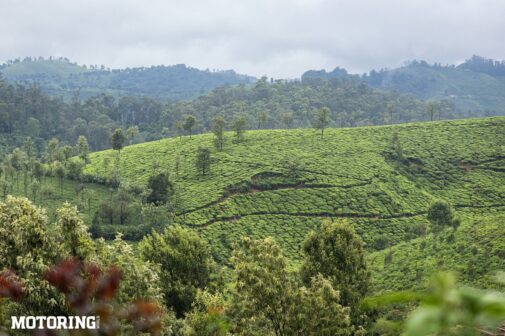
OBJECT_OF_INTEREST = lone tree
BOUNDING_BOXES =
[281,111,294,128]
[75,135,90,165]
[195,147,211,176]
[183,115,196,138]
[174,120,184,141]
[313,107,331,137]
[54,161,66,195]
[161,127,170,139]
[428,102,437,122]
[257,110,267,129]
[427,200,460,232]
[232,115,247,141]
[388,132,404,164]
[146,173,174,205]
[111,128,126,155]
[300,220,371,322]
[125,126,139,145]
[387,102,394,125]
[212,115,226,151]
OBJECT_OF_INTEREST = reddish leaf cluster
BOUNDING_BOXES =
[0,269,24,301]
[124,301,164,335]
[43,259,163,335]
[44,259,122,315]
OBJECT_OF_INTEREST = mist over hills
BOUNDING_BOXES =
[303,55,505,114]
[2,55,505,117]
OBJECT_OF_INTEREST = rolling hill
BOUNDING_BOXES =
[77,117,505,289]
[0,57,256,101]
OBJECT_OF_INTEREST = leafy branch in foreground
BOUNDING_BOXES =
[363,272,505,336]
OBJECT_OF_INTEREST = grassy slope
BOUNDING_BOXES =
[369,209,505,292]
[5,176,110,224]
[82,118,505,284]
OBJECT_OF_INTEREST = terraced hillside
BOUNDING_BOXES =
[83,118,505,272]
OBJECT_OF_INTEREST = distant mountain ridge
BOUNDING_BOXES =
[303,55,505,114]
[3,55,505,115]
[0,57,256,101]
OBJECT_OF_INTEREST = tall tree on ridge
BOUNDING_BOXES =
[76,135,90,166]
[111,128,126,156]
[212,116,226,151]
[313,107,331,137]
[183,115,196,138]
[232,115,247,142]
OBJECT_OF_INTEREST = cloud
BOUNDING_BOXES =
[0,0,504,78]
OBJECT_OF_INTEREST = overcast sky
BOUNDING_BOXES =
[1,0,504,78]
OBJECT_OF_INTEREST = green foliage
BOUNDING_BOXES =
[125,125,139,145]
[313,107,331,136]
[212,115,226,150]
[183,290,229,336]
[195,147,211,176]
[0,196,55,269]
[300,220,371,325]
[281,156,304,179]
[147,173,174,205]
[0,197,63,318]
[428,102,437,122]
[76,135,90,164]
[369,212,505,292]
[184,115,196,138]
[139,226,218,317]
[361,59,505,114]
[230,237,352,336]
[55,202,94,260]
[111,128,126,153]
[232,115,247,141]
[387,132,404,164]
[427,200,457,231]
[0,196,162,321]
[405,273,505,336]
[66,157,85,180]
[304,57,505,114]
[95,234,163,305]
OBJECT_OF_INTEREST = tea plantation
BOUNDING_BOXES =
[82,117,505,288]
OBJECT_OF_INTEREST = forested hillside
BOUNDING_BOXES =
[0,57,255,101]
[163,76,443,132]
[304,55,505,115]
[0,74,442,156]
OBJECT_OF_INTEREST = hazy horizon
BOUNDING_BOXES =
[1,0,504,78]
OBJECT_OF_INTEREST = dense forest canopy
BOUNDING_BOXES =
[0,77,164,155]
[161,76,458,136]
